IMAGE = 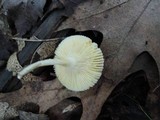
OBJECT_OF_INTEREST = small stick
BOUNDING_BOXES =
[12,36,64,42]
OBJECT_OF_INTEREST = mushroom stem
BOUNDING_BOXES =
[17,58,66,79]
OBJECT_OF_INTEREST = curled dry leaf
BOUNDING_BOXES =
[97,71,150,120]
[46,98,82,120]
[129,52,160,120]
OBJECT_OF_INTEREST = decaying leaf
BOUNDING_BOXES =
[0,102,18,119]
[0,102,48,120]
[129,52,160,120]
[0,30,17,68]
[2,0,46,36]
[97,71,150,120]
[43,0,88,19]
[18,111,49,120]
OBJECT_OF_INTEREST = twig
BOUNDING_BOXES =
[12,36,64,42]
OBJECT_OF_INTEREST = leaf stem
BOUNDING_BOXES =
[12,37,64,42]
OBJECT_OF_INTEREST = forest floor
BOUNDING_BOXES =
[0,0,160,120]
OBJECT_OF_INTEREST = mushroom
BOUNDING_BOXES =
[17,35,104,91]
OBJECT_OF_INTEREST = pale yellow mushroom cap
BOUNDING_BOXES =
[54,35,104,91]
